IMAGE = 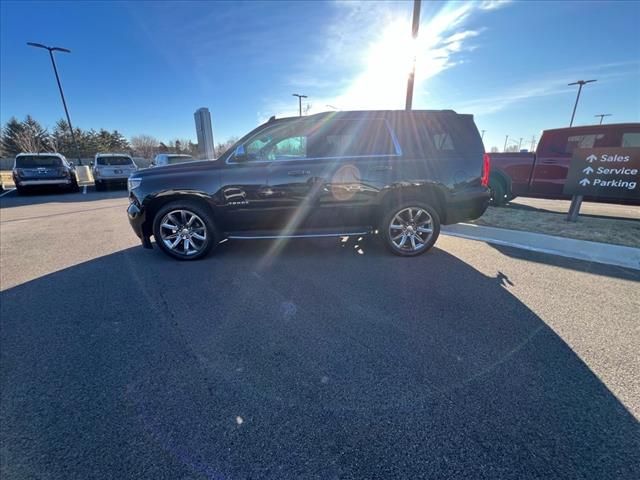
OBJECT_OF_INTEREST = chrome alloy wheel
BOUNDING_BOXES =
[159,209,207,256]
[388,207,434,252]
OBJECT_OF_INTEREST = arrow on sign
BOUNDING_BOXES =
[582,166,594,174]
[586,154,598,163]
[579,178,591,186]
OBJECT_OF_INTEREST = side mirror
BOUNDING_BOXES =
[69,161,74,167]
[233,144,247,162]
[90,161,94,167]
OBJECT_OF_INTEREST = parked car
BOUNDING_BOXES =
[151,153,194,167]
[12,152,79,194]
[488,123,640,205]
[127,110,490,260]
[92,153,138,190]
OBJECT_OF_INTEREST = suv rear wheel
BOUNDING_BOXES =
[152,200,218,260]
[381,202,440,256]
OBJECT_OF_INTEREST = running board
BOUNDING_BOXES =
[227,230,372,240]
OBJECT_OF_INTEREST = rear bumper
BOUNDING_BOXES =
[95,176,129,183]
[17,178,73,186]
[443,186,490,224]
[127,202,152,248]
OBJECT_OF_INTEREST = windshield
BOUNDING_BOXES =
[96,156,133,166]
[167,155,193,164]
[15,155,62,168]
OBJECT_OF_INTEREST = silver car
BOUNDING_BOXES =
[92,154,138,190]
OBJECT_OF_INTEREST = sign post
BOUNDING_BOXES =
[564,147,640,221]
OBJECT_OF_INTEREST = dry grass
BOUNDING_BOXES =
[472,206,640,248]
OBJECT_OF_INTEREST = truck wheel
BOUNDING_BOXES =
[489,178,507,206]
[152,200,219,261]
[381,202,440,257]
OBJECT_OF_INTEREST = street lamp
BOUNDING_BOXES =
[594,113,611,125]
[27,42,82,165]
[405,0,422,110]
[292,93,308,117]
[568,79,596,127]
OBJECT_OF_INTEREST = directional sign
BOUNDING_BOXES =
[564,147,640,200]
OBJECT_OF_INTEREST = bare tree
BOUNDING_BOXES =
[490,146,499,153]
[215,137,239,158]
[130,135,159,159]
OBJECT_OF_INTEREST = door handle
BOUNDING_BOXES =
[372,165,392,171]
[287,169,311,176]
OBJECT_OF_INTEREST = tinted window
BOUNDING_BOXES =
[16,155,62,167]
[241,118,396,162]
[622,132,640,147]
[410,114,483,157]
[309,119,396,157]
[96,156,133,166]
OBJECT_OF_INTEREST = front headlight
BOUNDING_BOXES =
[128,177,142,191]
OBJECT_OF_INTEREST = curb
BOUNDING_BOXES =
[441,223,640,271]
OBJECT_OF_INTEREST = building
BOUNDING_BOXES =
[194,107,214,159]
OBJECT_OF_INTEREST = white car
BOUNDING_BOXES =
[151,154,194,167]
[92,153,138,190]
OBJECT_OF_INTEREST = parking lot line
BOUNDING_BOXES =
[0,188,16,198]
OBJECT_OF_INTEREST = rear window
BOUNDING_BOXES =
[16,155,62,167]
[542,130,615,155]
[168,155,193,164]
[622,132,640,147]
[96,156,133,166]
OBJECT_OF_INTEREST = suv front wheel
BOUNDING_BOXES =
[381,202,440,256]
[152,200,218,260]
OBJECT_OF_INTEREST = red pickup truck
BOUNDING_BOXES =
[488,123,640,205]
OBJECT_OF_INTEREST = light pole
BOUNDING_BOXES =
[568,79,596,127]
[481,130,486,140]
[292,93,307,117]
[326,104,338,111]
[27,42,82,165]
[405,0,422,110]
[503,135,509,152]
[594,113,611,125]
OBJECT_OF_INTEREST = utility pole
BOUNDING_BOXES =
[481,130,486,140]
[27,42,82,165]
[530,135,536,152]
[405,0,422,110]
[518,138,523,150]
[568,79,596,127]
[594,113,611,125]
[292,93,307,117]
[566,79,597,221]
[503,135,509,152]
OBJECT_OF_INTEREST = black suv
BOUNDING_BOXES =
[127,110,490,260]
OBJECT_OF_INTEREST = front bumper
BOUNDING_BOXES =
[127,201,152,248]
[443,186,490,224]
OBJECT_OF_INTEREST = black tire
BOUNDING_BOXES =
[489,177,507,206]
[381,201,440,257]
[94,180,103,191]
[152,200,219,261]
[15,185,27,196]
[69,180,80,193]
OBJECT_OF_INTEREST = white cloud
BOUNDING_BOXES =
[479,0,513,11]
[453,61,640,115]
[265,0,508,118]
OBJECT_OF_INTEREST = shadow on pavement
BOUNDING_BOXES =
[488,242,640,282]
[0,187,127,209]
[1,238,638,479]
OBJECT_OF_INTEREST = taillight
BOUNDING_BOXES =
[481,153,490,187]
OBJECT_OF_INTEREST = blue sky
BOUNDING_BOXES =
[1,0,639,151]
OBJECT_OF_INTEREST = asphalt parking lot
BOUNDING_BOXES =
[1,188,639,479]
